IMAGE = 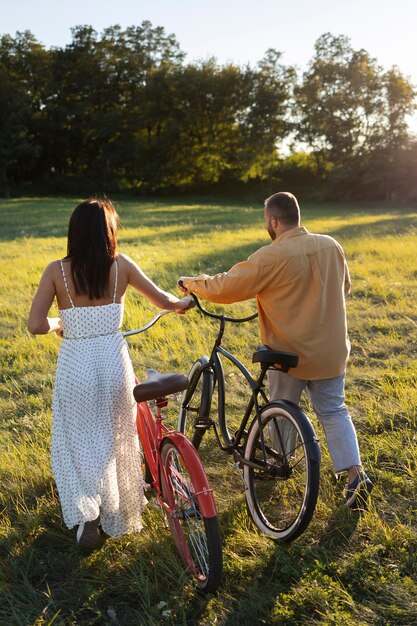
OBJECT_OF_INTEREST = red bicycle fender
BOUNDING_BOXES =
[162,431,218,519]
[136,401,158,478]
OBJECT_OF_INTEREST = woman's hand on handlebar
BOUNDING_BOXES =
[173,294,195,314]
[175,286,258,323]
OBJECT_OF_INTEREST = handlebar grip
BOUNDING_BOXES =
[176,286,257,323]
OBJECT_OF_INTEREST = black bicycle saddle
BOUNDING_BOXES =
[252,345,298,372]
[133,368,189,402]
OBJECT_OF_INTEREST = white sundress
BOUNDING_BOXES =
[51,259,146,537]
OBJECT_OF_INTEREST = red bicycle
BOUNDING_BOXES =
[123,310,222,593]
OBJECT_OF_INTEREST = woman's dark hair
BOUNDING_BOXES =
[66,198,120,299]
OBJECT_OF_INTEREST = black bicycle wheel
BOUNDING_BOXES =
[160,438,222,593]
[178,357,213,450]
[243,401,320,542]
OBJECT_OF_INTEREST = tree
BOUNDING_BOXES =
[1,24,415,198]
[138,52,295,190]
[294,33,416,197]
[240,49,296,181]
[0,31,47,195]
[164,59,251,187]
[41,22,185,190]
[367,68,417,200]
[295,34,383,171]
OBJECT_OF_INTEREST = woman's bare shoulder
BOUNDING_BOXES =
[116,252,130,262]
[43,260,62,276]
[117,252,139,268]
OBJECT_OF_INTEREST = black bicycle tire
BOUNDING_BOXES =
[178,358,213,450]
[243,401,320,542]
[143,457,153,485]
[160,438,222,593]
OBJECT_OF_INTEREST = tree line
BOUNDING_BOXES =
[1,21,416,200]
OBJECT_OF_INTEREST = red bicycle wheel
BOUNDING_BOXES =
[160,435,222,593]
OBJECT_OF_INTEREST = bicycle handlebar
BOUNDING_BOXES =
[123,286,257,337]
[189,292,258,324]
[122,309,173,337]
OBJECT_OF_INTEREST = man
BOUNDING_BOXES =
[179,191,372,509]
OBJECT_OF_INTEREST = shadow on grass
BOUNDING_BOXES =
[326,214,417,241]
[1,473,233,625]
[2,196,415,244]
[125,214,417,282]
[0,462,371,626]
[183,501,361,626]
[0,196,262,242]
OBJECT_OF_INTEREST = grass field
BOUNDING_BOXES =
[1,196,416,625]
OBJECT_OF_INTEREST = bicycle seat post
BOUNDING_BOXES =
[155,397,168,421]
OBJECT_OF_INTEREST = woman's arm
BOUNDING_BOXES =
[123,254,192,312]
[28,262,62,335]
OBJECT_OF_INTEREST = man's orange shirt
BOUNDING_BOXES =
[182,226,351,380]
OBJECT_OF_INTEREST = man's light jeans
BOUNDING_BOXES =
[268,370,361,473]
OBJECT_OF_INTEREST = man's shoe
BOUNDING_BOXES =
[76,517,103,550]
[345,472,373,510]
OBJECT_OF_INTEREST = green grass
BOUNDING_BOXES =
[1,196,417,625]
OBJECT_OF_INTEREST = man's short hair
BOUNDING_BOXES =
[265,192,300,226]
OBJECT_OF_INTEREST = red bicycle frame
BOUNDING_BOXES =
[135,398,217,519]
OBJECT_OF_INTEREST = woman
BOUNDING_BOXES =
[28,198,192,550]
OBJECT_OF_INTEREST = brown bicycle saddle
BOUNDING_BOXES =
[133,368,189,402]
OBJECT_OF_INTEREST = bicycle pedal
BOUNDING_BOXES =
[195,419,213,429]
[177,507,199,520]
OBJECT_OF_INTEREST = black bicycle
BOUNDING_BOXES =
[178,292,321,542]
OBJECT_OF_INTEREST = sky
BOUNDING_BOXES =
[1,0,417,81]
